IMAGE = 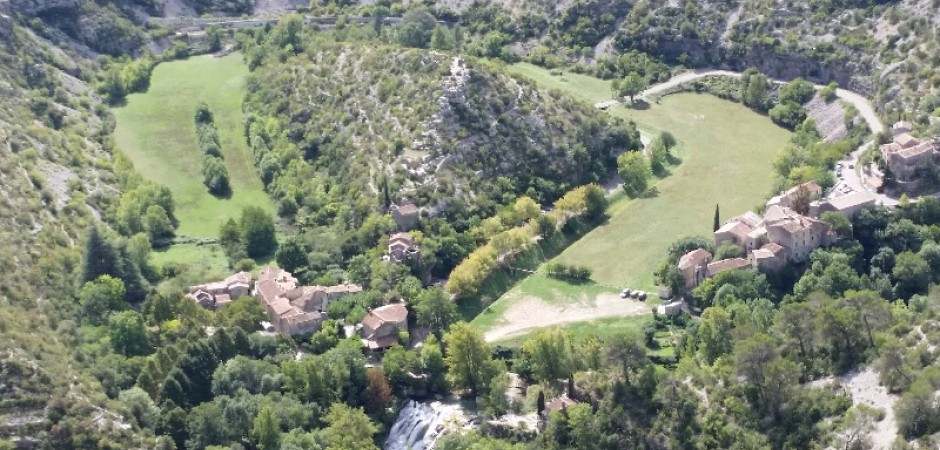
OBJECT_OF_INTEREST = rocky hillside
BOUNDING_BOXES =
[243,42,640,220]
[416,0,938,124]
[0,4,152,447]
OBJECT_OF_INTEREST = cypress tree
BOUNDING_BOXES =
[537,390,546,417]
[713,204,720,232]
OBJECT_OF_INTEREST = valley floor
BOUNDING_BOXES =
[113,53,274,240]
[477,65,793,337]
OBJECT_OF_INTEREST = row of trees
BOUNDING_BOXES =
[544,262,592,281]
[617,131,678,198]
[194,102,231,196]
[446,185,607,299]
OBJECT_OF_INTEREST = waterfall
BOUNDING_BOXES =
[384,400,470,450]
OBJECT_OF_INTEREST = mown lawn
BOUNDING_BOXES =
[113,53,273,239]
[475,64,791,335]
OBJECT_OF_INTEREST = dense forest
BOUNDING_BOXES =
[1,0,940,449]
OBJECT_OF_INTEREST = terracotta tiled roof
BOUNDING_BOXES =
[362,303,408,330]
[707,258,750,275]
[678,249,711,270]
[364,335,398,350]
[895,133,919,148]
[897,141,934,159]
[325,284,362,294]
[257,280,282,305]
[269,298,294,316]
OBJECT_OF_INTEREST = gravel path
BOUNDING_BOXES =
[484,293,651,342]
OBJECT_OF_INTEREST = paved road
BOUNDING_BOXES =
[633,69,883,135]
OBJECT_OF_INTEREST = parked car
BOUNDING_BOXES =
[621,289,630,299]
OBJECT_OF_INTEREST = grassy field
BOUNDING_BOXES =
[113,53,273,239]
[474,64,792,337]
[470,272,623,331]
[561,92,791,288]
[492,315,649,347]
[508,63,615,105]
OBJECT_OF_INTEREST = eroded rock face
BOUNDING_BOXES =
[9,0,80,15]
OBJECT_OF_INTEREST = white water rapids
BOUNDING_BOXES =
[383,400,471,450]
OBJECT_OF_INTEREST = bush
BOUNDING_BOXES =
[820,82,838,102]
[545,262,592,281]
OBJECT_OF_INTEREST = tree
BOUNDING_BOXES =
[482,372,511,417]
[660,131,677,149]
[322,404,379,450]
[430,26,453,50]
[741,70,770,110]
[202,157,230,196]
[614,71,647,103]
[206,25,223,52]
[415,288,458,333]
[698,307,733,364]
[79,275,127,325]
[774,301,818,363]
[109,311,149,356]
[893,251,930,298]
[821,211,852,238]
[251,406,280,450]
[240,206,277,258]
[537,391,546,417]
[443,322,500,395]
[361,368,394,415]
[309,320,341,354]
[713,204,720,232]
[118,387,159,430]
[837,405,879,450]
[422,334,448,394]
[648,138,669,175]
[779,78,815,104]
[617,151,650,198]
[877,339,914,393]
[842,290,890,350]
[275,236,308,273]
[605,331,647,383]
[522,328,575,382]
[715,242,745,260]
[81,225,123,285]
[218,296,266,331]
[770,102,807,129]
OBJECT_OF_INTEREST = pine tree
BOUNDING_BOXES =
[713,204,720,232]
[80,225,122,284]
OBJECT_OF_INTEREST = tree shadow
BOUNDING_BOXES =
[640,187,660,198]
[625,99,650,110]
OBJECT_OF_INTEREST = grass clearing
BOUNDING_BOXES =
[492,315,649,348]
[507,63,615,105]
[113,53,273,239]
[474,64,791,337]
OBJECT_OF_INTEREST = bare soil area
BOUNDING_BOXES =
[483,293,651,342]
[812,366,899,449]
